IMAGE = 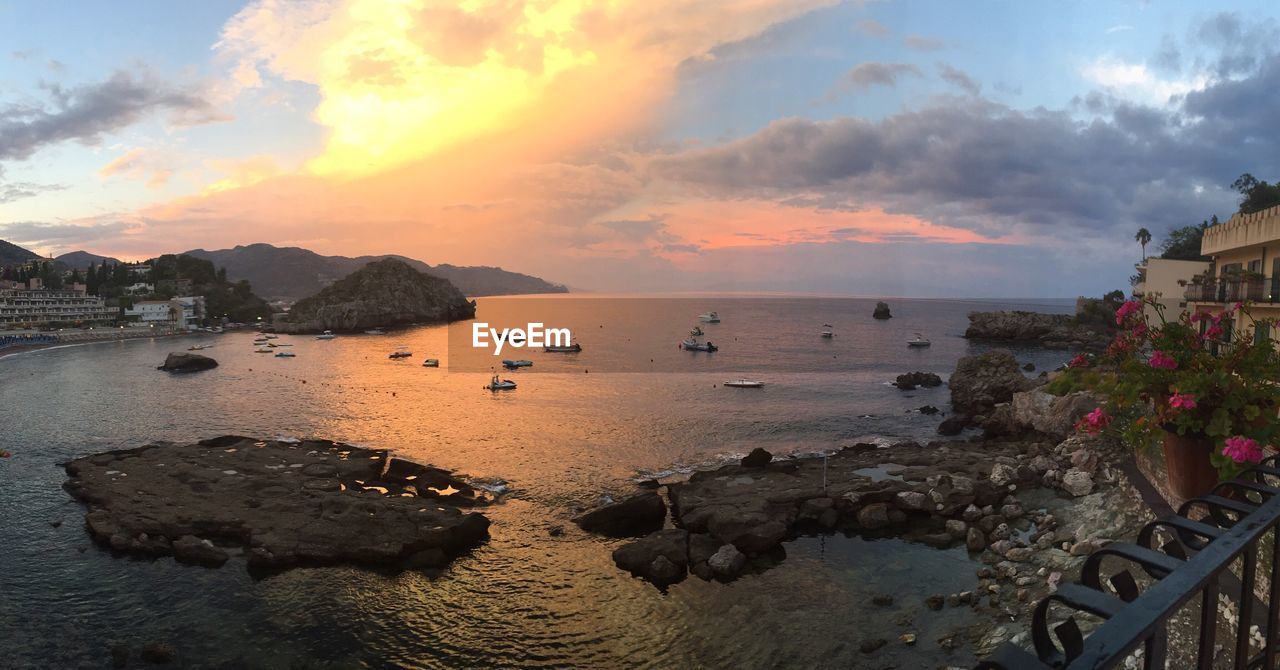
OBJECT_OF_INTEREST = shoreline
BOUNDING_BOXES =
[0,330,199,362]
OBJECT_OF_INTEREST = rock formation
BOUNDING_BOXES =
[948,349,1039,417]
[62,436,491,572]
[156,352,218,373]
[895,371,943,390]
[279,258,476,333]
[573,492,667,537]
[873,301,893,319]
[964,311,1113,351]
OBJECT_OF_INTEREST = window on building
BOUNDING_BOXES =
[1256,321,1272,345]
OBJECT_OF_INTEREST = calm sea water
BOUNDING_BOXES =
[0,296,1074,668]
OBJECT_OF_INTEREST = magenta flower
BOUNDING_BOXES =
[1168,393,1197,410]
[1233,302,1244,312]
[1190,312,1207,323]
[1115,300,1141,325]
[1149,350,1178,370]
[1222,436,1264,464]
[1078,407,1113,436]
[1204,325,1224,341]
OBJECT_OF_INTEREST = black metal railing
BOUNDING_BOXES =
[1185,278,1277,303]
[979,456,1280,669]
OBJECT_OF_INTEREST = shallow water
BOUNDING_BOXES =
[0,296,1073,667]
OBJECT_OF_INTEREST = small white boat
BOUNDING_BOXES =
[821,324,834,338]
[268,342,293,347]
[254,348,273,353]
[263,334,279,340]
[486,374,517,391]
[545,343,582,353]
[724,379,764,388]
[422,359,439,367]
[253,338,268,344]
[698,311,720,323]
[690,326,704,336]
[365,328,387,335]
[907,333,931,347]
[315,330,336,340]
[502,359,533,369]
[681,337,718,352]
[187,344,211,351]
[274,351,296,358]
[389,350,413,359]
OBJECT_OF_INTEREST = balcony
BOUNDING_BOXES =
[1185,277,1278,303]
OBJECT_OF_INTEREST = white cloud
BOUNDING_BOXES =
[1080,56,1208,106]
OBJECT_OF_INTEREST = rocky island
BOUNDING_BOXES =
[964,311,1113,351]
[276,258,476,333]
[62,436,491,572]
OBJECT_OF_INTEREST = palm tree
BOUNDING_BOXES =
[1135,227,1152,261]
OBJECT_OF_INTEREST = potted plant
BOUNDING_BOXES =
[1060,297,1280,499]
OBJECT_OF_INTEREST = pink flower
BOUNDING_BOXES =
[1068,354,1090,369]
[1149,350,1178,370]
[1078,407,1113,436]
[1222,436,1264,464]
[1168,393,1197,410]
[1204,325,1224,341]
[1132,322,1148,338]
[1115,300,1141,325]
[1190,312,1207,323]
[1233,302,1244,312]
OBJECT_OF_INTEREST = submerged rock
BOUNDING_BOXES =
[873,301,893,319]
[574,492,667,537]
[62,436,491,573]
[156,352,218,373]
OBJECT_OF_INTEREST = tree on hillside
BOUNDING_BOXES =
[1232,173,1280,214]
[1159,220,1213,261]
[1134,227,1152,260]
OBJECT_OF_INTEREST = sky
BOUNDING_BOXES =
[2,0,1279,297]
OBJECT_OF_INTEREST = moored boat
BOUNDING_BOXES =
[254,348,273,353]
[502,359,533,369]
[486,374,517,391]
[690,326,704,336]
[681,337,718,352]
[724,379,764,388]
[821,324,834,338]
[315,330,336,340]
[365,328,387,335]
[389,350,413,359]
[545,343,582,353]
[698,311,720,323]
[907,333,931,347]
[422,358,439,367]
[274,351,296,358]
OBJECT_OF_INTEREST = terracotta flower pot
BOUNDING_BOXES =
[1161,430,1220,500]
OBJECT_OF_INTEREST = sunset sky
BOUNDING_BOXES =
[3,1,1280,296]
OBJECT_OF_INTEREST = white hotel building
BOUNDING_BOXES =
[0,284,116,327]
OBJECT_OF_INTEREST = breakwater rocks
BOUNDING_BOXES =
[62,436,491,572]
[964,311,1112,351]
[156,352,218,373]
[586,433,1131,587]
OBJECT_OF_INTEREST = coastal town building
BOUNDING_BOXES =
[1133,258,1210,322]
[123,296,205,328]
[1186,203,1280,342]
[0,285,116,327]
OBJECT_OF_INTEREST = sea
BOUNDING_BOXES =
[0,295,1076,668]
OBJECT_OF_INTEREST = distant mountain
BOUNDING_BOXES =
[0,239,41,267]
[183,243,567,300]
[55,250,122,270]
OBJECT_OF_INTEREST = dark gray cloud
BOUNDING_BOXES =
[0,220,136,246]
[842,62,921,90]
[1194,12,1280,77]
[0,180,65,204]
[652,55,1280,240]
[0,70,227,162]
[937,63,980,95]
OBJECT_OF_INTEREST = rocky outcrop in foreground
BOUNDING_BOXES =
[592,434,1131,587]
[949,349,1039,417]
[964,311,1112,351]
[63,436,491,572]
[279,258,476,333]
[157,352,218,373]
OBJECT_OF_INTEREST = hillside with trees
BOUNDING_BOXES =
[146,254,273,323]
